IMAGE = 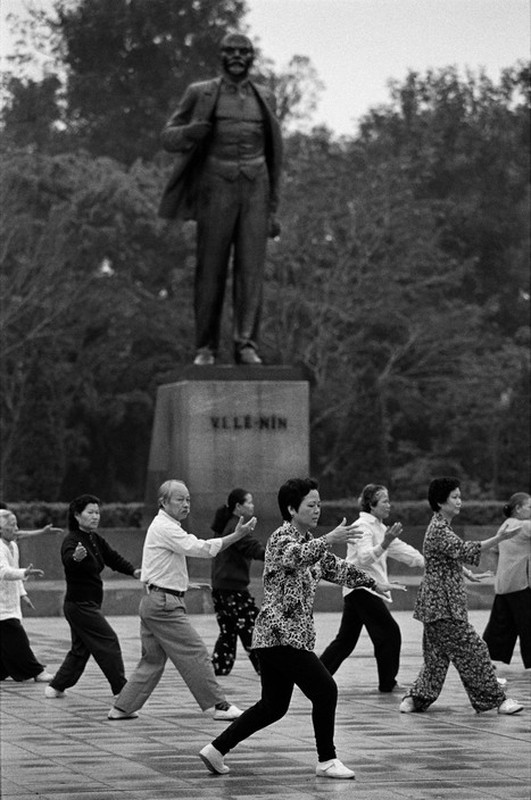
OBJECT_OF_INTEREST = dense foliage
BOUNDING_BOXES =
[1,1,529,502]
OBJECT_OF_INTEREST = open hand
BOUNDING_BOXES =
[497,522,522,542]
[42,524,63,535]
[325,518,361,546]
[23,563,44,579]
[374,580,406,596]
[463,569,494,582]
[234,515,257,539]
[382,522,403,548]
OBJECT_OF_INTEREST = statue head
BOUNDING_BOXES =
[220,33,254,82]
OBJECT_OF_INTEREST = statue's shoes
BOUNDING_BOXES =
[193,350,215,366]
[235,346,262,365]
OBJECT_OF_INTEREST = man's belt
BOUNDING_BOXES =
[147,584,185,597]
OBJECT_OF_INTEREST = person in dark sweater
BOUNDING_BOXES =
[45,494,140,699]
[211,489,265,675]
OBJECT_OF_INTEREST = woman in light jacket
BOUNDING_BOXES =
[483,492,531,670]
[320,483,423,691]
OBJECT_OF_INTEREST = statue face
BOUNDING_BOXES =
[220,34,254,80]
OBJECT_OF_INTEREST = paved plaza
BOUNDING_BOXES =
[1,609,529,800]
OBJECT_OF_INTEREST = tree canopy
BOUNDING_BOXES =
[0,0,528,502]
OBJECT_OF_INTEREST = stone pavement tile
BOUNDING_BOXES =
[2,611,529,800]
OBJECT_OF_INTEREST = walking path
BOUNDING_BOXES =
[1,610,529,800]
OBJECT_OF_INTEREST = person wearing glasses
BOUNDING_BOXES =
[108,479,256,721]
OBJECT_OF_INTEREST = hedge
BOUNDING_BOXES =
[5,502,144,529]
[5,499,506,528]
[320,500,505,526]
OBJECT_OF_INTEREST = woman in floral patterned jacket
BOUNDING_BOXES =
[200,477,403,780]
[400,477,524,716]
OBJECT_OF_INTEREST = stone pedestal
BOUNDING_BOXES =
[144,366,310,558]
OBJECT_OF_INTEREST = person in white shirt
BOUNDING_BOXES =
[483,492,531,670]
[0,509,53,683]
[320,484,424,692]
[108,479,257,721]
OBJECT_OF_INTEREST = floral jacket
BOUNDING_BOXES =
[252,521,376,651]
[413,512,481,624]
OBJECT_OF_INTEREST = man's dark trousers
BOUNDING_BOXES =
[195,165,269,356]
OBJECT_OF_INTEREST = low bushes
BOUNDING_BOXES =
[6,499,505,529]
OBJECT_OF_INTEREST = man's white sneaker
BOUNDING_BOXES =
[34,671,54,683]
[399,697,416,713]
[496,676,508,687]
[212,703,242,720]
[44,686,65,698]
[199,744,230,774]
[497,698,523,715]
[107,707,139,720]
[315,759,355,779]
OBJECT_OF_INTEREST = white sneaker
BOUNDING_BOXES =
[315,759,355,779]
[44,686,65,698]
[34,671,54,683]
[199,744,230,774]
[212,703,242,720]
[399,697,417,713]
[498,698,523,715]
[496,676,508,687]
[107,707,139,720]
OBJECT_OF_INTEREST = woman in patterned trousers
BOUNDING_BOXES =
[210,489,265,676]
[400,477,524,716]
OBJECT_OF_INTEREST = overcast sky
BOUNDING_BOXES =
[1,0,529,135]
[245,0,530,134]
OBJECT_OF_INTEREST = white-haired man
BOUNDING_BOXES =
[108,479,257,720]
[0,509,53,683]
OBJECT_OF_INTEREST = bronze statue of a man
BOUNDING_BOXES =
[159,33,283,366]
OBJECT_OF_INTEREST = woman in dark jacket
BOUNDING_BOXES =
[45,494,140,699]
[211,488,265,676]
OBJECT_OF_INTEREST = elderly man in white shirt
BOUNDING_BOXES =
[0,509,53,683]
[108,479,257,721]
[320,484,424,692]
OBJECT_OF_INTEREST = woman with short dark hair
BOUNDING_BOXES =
[400,478,524,715]
[45,495,140,699]
[199,477,403,780]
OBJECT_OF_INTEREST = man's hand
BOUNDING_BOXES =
[133,569,142,579]
[268,215,281,239]
[233,515,257,540]
[21,595,35,609]
[185,121,212,141]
